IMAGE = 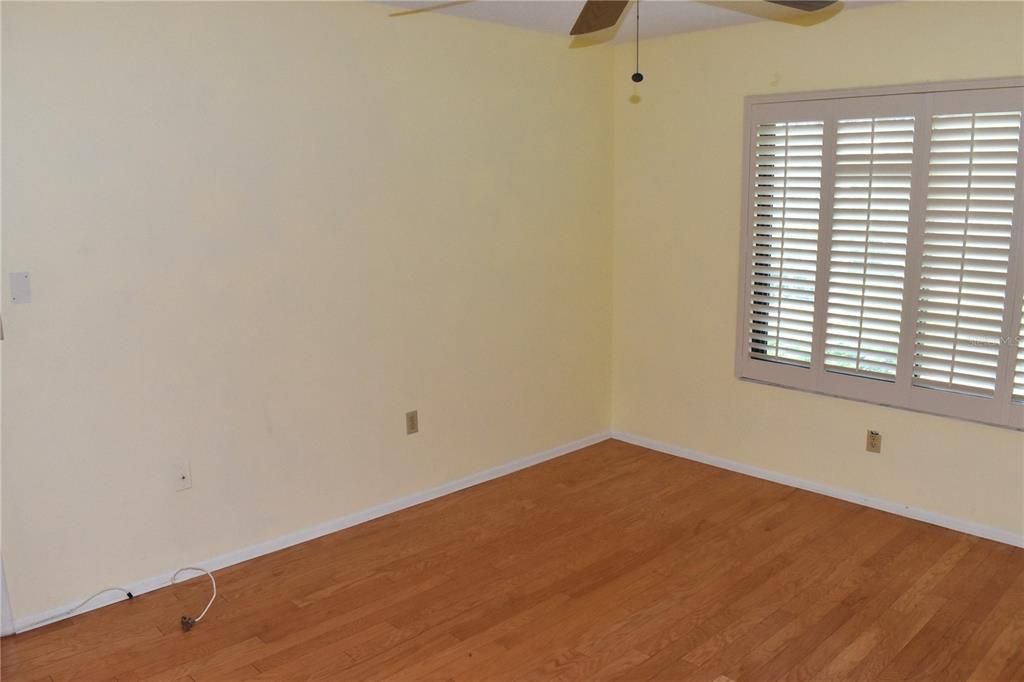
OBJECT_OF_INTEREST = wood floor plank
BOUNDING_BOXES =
[3,439,1022,681]
[876,542,1023,682]
[940,565,1024,682]
[735,524,962,682]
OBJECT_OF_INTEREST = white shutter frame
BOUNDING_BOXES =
[736,80,1024,431]
[894,102,934,399]
[817,94,923,406]
[735,99,832,391]
[905,88,1024,428]
[809,112,839,384]
[996,142,1024,430]
[996,98,1024,429]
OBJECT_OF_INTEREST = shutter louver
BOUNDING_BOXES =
[825,116,915,380]
[1014,299,1024,403]
[913,111,1022,398]
[748,120,824,367]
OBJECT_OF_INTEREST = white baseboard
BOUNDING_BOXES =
[16,429,1017,633]
[12,431,612,634]
[611,431,1024,549]
[1,560,15,637]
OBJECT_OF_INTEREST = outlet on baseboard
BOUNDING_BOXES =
[406,410,419,435]
[866,430,882,454]
[175,462,192,491]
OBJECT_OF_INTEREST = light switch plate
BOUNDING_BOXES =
[9,273,31,304]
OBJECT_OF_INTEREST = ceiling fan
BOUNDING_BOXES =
[390,1,841,36]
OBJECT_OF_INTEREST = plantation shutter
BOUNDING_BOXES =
[911,111,1022,398]
[746,120,824,367]
[824,115,915,380]
[1014,299,1024,403]
[737,83,1023,429]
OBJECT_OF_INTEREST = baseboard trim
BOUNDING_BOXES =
[12,431,612,634]
[611,431,1024,549]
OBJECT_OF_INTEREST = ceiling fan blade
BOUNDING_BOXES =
[389,0,476,18]
[705,0,842,26]
[570,0,629,36]
[764,0,838,11]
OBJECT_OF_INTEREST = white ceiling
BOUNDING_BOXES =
[384,1,878,42]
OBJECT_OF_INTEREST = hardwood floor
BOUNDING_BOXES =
[3,439,1023,681]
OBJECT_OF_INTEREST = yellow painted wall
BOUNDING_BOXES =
[612,1,1024,538]
[5,0,1024,623]
[1,2,613,618]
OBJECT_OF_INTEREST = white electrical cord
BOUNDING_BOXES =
[13,566,217,634]
[65,587,134,614]
[171,566,217,631]
[14,586,135,632]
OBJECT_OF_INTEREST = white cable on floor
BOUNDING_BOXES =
[15,587,134,632]
[171,566,216,631]
[65,587,134,614]
[13,566,217,634]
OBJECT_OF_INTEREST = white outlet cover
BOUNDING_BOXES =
[175,462,192,491]
[9,272,31,304]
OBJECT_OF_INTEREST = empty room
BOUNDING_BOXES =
[2,0,1023,680]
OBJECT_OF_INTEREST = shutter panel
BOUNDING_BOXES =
[912,111,1022,398]
[1015,298,1024,403]
[747,120,824,367]
[825,116,915,380]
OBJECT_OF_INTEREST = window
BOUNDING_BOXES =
[736,80,1024,430]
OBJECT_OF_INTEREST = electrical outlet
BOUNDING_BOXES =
[405,410,419,435]
[866,430,882,454]
[175,462,192,491]
[9,272,31,304]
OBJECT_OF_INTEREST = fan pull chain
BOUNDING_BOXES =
[632,0,643,83]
